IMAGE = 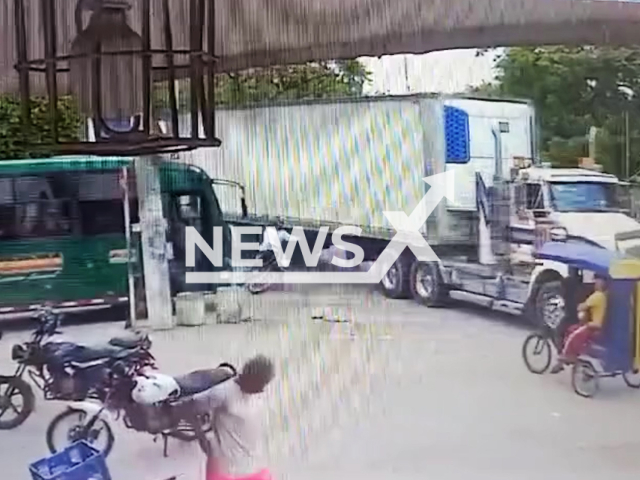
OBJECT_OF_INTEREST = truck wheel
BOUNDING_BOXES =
[410,261,448,307]
[535,281,565,331]
[379,255,411,299]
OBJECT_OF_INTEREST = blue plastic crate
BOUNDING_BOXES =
[29,441,111,480]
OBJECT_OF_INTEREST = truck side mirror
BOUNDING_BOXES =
[241,196,248,218]
[617,183,633,212]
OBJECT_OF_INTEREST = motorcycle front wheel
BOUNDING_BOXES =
[246,263,280,295]
[46,408,115,458]
[0,376,35,430]
[247,281,271,295]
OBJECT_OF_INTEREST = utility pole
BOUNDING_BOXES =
[625,109,631,179]
[588,126,597,160]
[404,56,410,94]
[135,156,174,330]
[618,86,634,179]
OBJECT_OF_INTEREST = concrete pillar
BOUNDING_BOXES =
[135,155,174,330]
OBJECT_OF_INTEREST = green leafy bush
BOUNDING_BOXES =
[0,95,82,160]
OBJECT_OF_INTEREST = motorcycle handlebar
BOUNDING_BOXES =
[29,310,63,340]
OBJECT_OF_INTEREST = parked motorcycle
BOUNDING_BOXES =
[246,250,285,294]
[45,362,237,458]
[0,307,155,430]
[246,226,293,295]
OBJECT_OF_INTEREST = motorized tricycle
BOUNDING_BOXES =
[522,241,640,398]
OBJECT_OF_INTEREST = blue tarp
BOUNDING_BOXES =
[535,242,621,275]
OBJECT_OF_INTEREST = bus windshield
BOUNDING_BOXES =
[548,182,618,212]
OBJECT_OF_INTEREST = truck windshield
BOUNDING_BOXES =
[549,182,618,212]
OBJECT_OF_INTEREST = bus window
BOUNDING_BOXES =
[78,171,126,236]
[79,200,125,236]
[12,174,76,238]
[177,194,202,222]
[0,177,15,240]
[0,206,15,240]
[0,177,12,203]
[166,193,204,264]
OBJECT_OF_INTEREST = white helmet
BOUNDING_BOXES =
[130,372,180,405]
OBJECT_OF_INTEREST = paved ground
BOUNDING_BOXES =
[3,285,640,480]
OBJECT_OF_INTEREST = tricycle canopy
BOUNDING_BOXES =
[535,242,640,280]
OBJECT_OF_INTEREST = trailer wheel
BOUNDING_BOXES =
[535,281,566,332]
[379,255,411,299]
[410,261,448,307]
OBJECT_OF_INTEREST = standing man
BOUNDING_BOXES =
[187,355,276,480]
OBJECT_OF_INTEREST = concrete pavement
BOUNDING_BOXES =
[0,285,393,480]
[281,304,640,480]
[3,285,640,480]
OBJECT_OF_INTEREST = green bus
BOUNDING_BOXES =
[0,157,234,317]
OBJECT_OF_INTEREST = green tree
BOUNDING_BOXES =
[155,60,371,110]
[470,47,640,177]
[0,95,82,160]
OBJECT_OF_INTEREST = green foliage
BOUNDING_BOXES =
[154,60,371,110]
[0,95,82,160]
[0,61,368,160]
[470,47,640,177]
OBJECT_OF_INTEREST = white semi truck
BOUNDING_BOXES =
[180,94,640,330]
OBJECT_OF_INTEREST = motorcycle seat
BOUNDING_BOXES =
[65,344,138,364]
[109,331,148,349]
[174,366,236,398]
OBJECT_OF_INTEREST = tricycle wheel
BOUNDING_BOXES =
[522,333,552,374]
[572,360,599,398]
[622,369,640,388]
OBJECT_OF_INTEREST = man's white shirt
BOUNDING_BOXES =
[258,228,292,252]
[192,379,267,476]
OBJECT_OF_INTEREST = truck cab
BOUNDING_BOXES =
[409,157,640,331]
[511,165,635,255]
[506,164,640,329]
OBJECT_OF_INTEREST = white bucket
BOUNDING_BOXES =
[175,292,206,326]
[215,286,253,323]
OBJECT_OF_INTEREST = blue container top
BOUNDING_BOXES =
[29,441,108,480]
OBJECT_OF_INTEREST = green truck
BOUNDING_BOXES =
[0,156,234,316]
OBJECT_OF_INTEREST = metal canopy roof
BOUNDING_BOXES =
[1,0,640,94]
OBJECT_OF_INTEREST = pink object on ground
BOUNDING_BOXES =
[206,468,273,480]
